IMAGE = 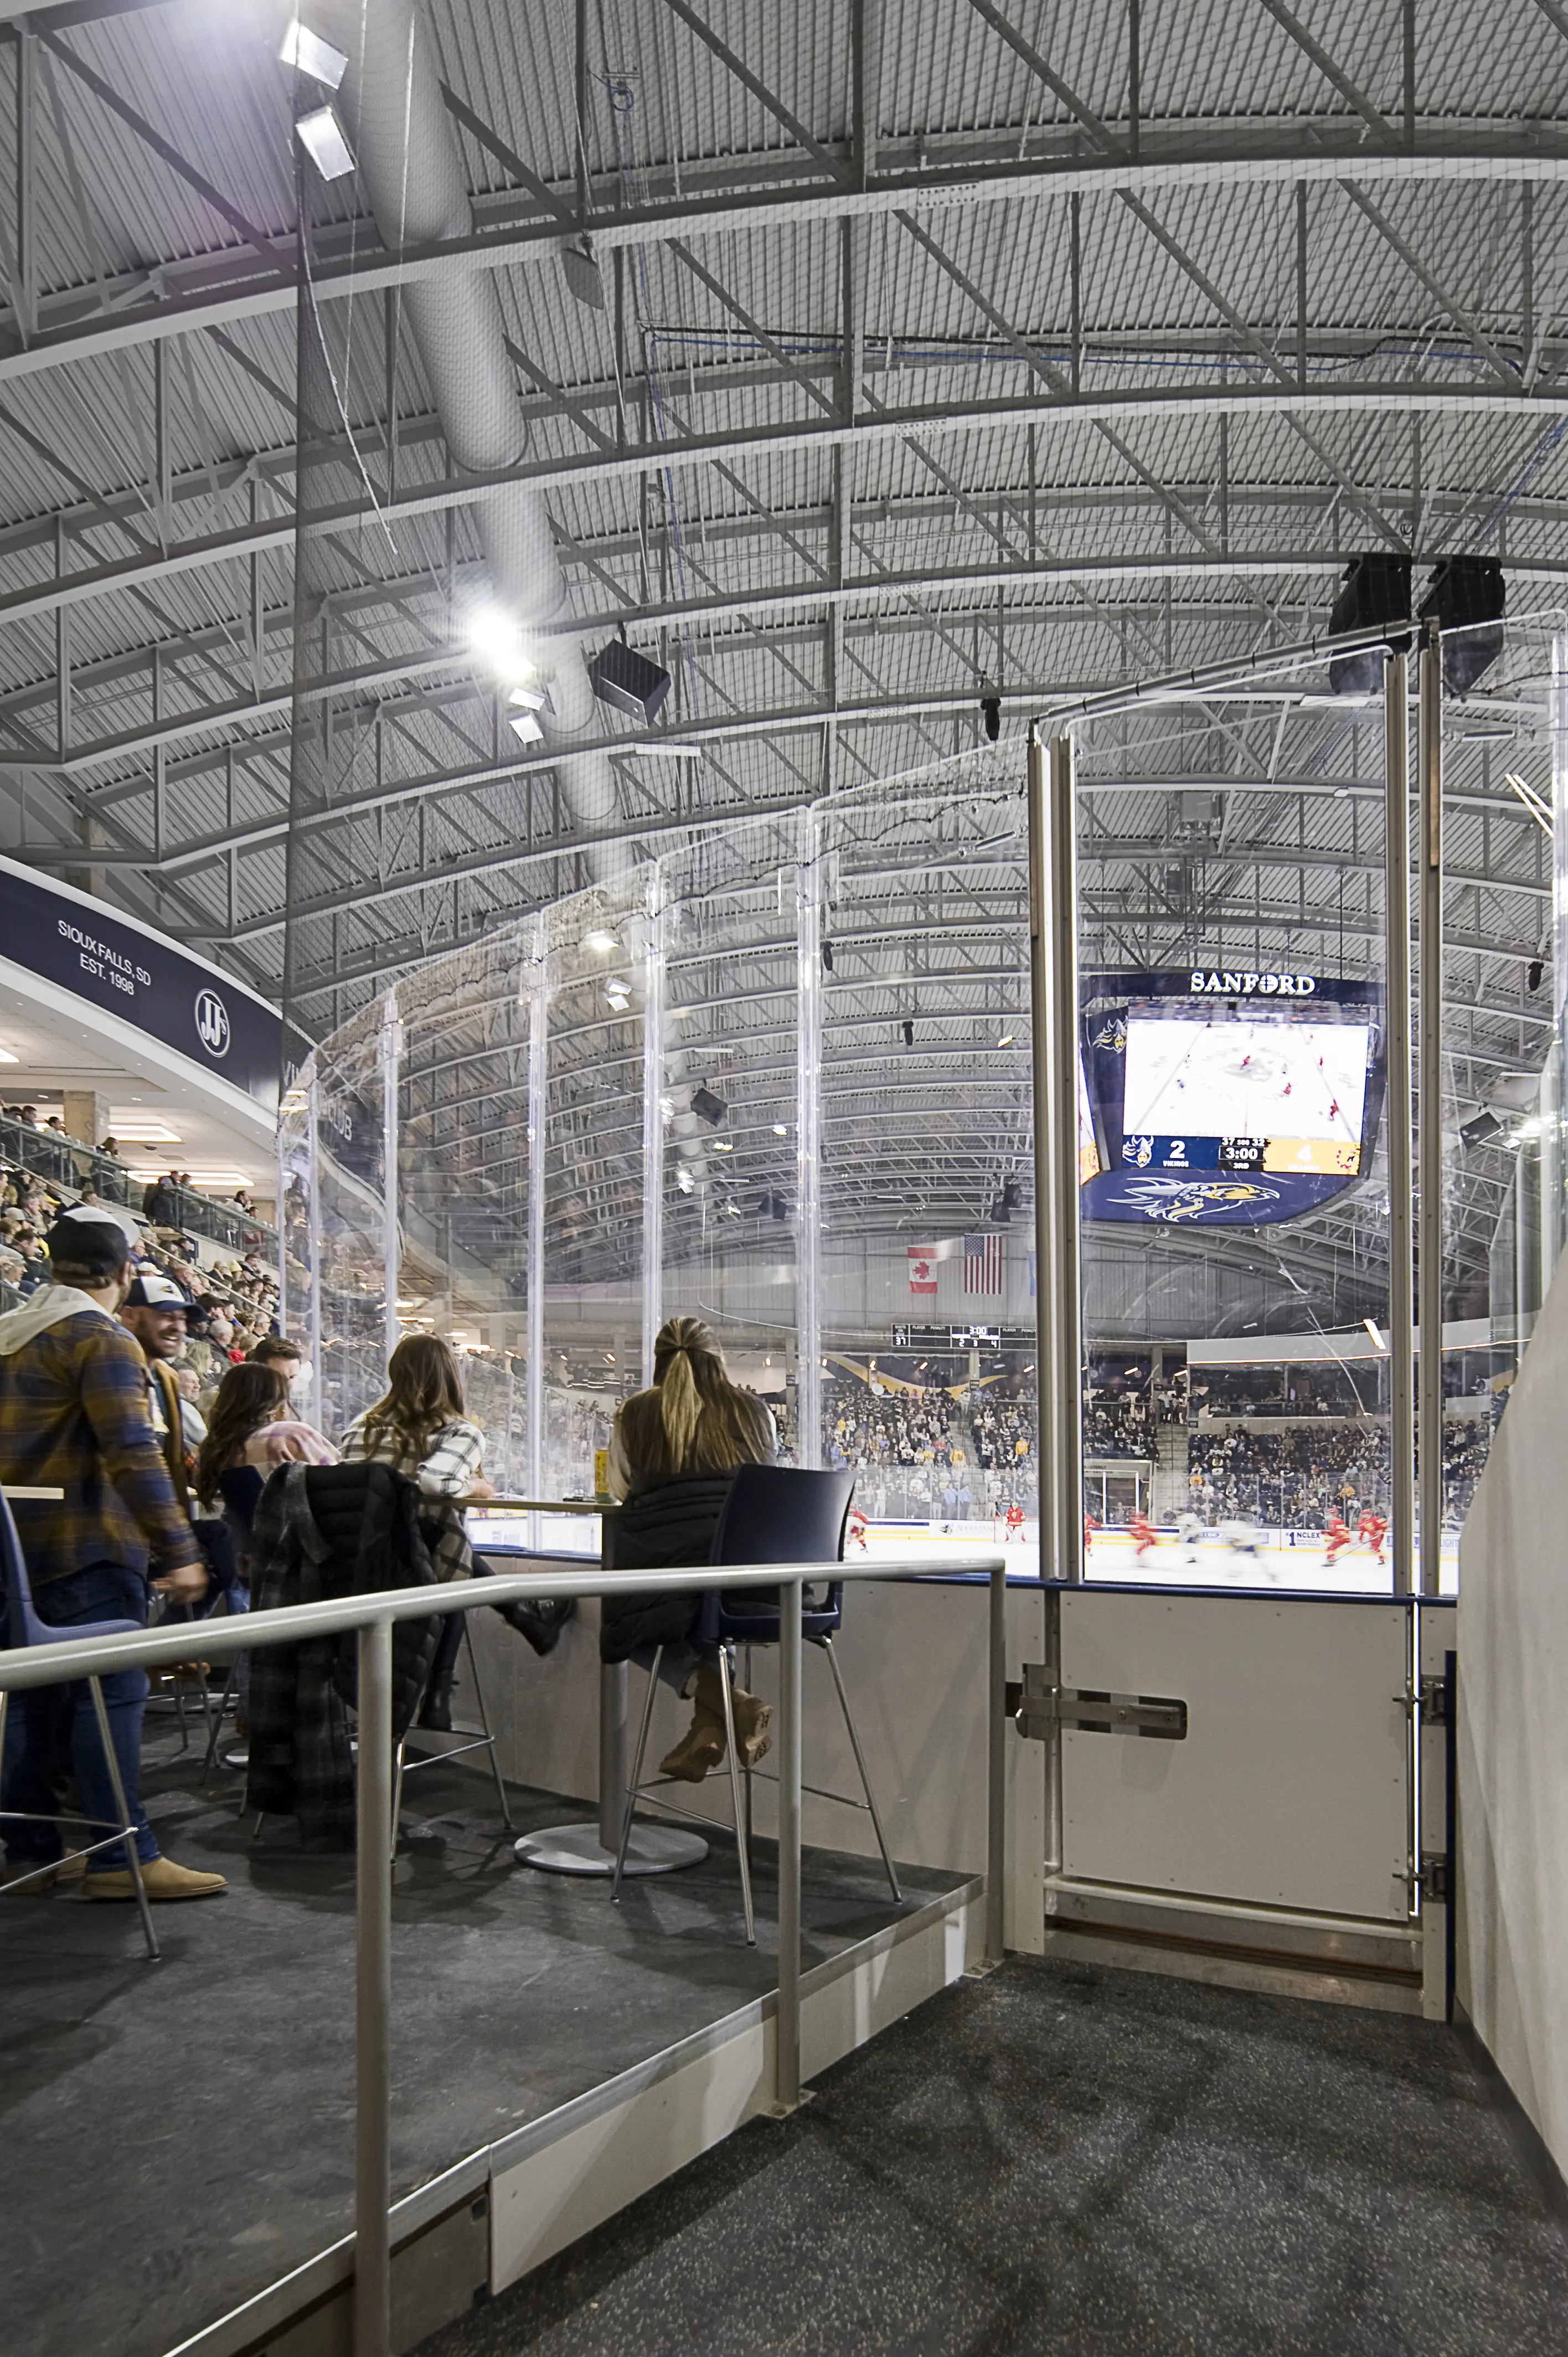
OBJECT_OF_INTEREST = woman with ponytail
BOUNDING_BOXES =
[601,1316,777,1781]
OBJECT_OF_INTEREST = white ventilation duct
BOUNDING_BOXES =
[315,0,617,837]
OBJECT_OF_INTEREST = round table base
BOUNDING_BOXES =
[513,1821,709,1877]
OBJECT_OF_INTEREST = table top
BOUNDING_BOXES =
[470,1498,616,1516]
[3,1486,64,1501]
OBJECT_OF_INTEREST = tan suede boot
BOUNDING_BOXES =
[658,1708,726,1783]
[694,1661,772,1767]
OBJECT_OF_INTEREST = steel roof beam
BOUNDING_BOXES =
[4,138,1568,383]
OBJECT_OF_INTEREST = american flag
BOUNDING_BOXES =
[963,1231,1003,1296]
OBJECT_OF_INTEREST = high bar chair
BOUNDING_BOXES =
[613,1465,901,1944]
[0,1491,159,1959]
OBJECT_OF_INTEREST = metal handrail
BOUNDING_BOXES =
[0,1549,1010,2357]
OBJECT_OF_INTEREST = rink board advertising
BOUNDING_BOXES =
[1079,969,1387,1227]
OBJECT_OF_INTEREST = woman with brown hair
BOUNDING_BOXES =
[601,1315,777,1782]
[341,1334,574,1726]
[194,1361,336,1510]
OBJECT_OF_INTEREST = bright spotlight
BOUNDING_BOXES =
[279,20,348,87]
[466,604,530,676]
[585,928,618,954]
[295,105,355,179]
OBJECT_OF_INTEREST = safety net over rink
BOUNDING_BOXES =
[282,619,1568,1593]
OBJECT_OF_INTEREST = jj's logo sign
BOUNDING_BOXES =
[194,988,231,1058]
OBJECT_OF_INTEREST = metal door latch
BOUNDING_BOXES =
[1398,1852,1451,1903]
[1392,1676,1449,1723]
[1014,1661,1188,1741]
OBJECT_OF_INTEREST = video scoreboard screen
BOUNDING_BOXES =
[1079,970,1384,1227]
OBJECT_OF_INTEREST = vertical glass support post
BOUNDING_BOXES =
[1417,625,1445,1598]
[380,989,401,1375]
[795,807,823,1468]
[526,920,548,1524]
[1045,731,1082,1581]
[1027,731,1057,1565]
[1548,629,1568,1284]
[306,1063,323,1428]
[641,868,665,1388]
[1384,650,1416,1599]
[275,1099,291,1340]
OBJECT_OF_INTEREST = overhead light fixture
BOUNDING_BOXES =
[772,1122,788,1136]
[605,982,632,1012]
[585,928,618,955]
[278,19,348,86]
[997,1032,1015,1048]
[295,105,355,180]
[561,239,606,311]
[0,1047,19,1065]
[711,1139,733,1152]
[1459,1109,1504,1149]
[467,604,533,678]
[626,744,705,761]
[509,711,545,745]
[1362,1318,1389,1353]
[508,682,546,712]
[675,1167,695,1194]
[108,1120,183,1143]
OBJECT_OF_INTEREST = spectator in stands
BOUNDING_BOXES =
[100,1136,121,1160]
[140,1173,176,1225]
[601,1315,777,1783]
[0,1208,224,1900]
[250,1332,305,1406]
[341,1335,573,1729]
[195,1362,334,1504]
[119,1270,203,1490]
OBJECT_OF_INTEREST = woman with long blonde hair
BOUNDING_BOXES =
[342,1334,574,1725]
[601,1315,777,1781]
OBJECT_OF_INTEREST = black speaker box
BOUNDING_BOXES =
[588,639,672,726]
[1327,555,1411,695]
[1419,557,1505,695]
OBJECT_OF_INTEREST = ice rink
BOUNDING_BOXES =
[859,1518,1460,1596]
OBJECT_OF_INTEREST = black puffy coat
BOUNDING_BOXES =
[597,1472,737,1662]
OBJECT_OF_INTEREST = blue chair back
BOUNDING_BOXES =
[695,1465,856,1649]
[0,1488,142,1648]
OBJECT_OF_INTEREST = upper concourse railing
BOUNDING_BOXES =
[0,1551,1009,2357]
[0,1114,279,1262]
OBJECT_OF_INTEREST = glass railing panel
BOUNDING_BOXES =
[1070,649,1397,1591]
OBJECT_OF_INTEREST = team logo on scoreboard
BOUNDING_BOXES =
[194,987,231,1059]
[1115,1176,1280,1223]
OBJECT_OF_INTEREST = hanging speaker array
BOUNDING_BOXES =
[1327,554,1505,696]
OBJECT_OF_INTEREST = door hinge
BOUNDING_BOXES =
[1015,1661,1187,1742]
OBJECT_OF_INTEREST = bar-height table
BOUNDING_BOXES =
[466,1499,708,1879]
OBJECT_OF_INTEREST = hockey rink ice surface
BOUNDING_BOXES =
[859,1520,1460,1595]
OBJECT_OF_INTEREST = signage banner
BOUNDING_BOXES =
[0,859,282,1110]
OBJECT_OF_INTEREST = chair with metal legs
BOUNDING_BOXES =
[391,1608,513,1856]
[0,1492,159,1960]
[613,1466,901,1945]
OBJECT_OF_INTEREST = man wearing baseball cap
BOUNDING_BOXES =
[120,1268,201,1497]
[0,1208,225,1900]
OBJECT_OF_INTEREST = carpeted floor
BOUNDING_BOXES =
[416,1954,1568,2357]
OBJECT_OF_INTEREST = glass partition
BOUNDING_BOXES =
[312,1003,389,1438]
[1436,606,1568,1581]
[816,763,1038,1532]
[1068,652,1399,1592]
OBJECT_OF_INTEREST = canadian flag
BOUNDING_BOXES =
[907,1246,937,1296]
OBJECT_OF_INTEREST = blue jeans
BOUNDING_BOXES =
[632,1638,702,1697]
[1,1562,158,1869]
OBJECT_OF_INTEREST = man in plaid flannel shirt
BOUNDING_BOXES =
[0,1209,226,1901]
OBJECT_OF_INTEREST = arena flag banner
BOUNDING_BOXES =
[907,1245,938,1296]
[0,853,282,1110]
[963,1232,1003,1295]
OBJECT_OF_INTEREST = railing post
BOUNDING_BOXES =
[355,1615,394,2357]
[380,991,401,1378]
[773,1576,803,2111]
[986,1557,1007,1967]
